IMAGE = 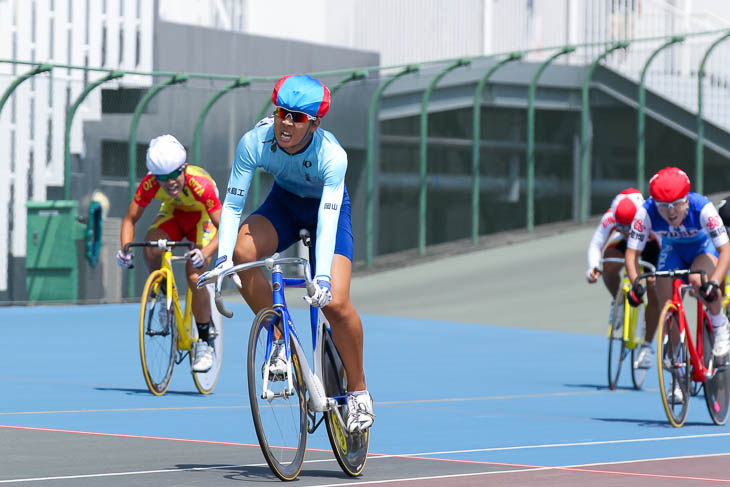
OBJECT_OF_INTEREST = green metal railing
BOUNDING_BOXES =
[636,35,685,192]
[471,53,523,244]
[2,28,729,286]
[579,42,630,224]
[526,46,575,233]
[696,30,730,194]
[419,59,470,255]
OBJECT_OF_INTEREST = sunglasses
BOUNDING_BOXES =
[274,107,316,123]
[655,197,688,210]
[155,166,184,182]
[616,224,631,233]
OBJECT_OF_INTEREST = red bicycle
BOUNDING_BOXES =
[637,268,730,427]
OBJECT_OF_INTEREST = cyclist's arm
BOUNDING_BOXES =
[201,208,221,259]
[217,136,257,262]
[626,207,651,284]
[587,211,615,273]
[120,200,145,249]
[700,202,730,283]
[314,153,347,282]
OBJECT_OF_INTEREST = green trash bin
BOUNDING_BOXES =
[26,200,86,302]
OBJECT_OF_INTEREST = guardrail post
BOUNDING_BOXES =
[637,36,685,192]
[126,73,189,299]
[695,31,730,194]
[418,58,470,255]
[365,66,419,268]
[64,70,124,200]
[192,77,250,164]
[526,47,575,233]
[472,53,522,245]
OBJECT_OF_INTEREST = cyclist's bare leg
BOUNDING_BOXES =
[143,227,168,271]
[602,246,623,297]
[322,254,366,392]
[692,253,722,315]
[187,251,212,324]
[232,214,277,312]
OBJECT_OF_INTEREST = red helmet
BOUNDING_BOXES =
[611,188,643,225]
[649,167,690,202]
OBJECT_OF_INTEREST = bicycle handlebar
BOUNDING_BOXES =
[598,257,657,273]
[209,255,315,319]
[122,240,195,269]
[636,268,707,285]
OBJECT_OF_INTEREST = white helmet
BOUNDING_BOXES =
[146,134,186,175]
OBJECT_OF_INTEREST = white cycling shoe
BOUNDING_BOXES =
[192,341,214,373]
[634,344,655,369]
[668,385,684,405]
[345,391,375,433]
[264,341,288,382]
[713,323,730,358]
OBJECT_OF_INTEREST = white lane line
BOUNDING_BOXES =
[0,389,624,416]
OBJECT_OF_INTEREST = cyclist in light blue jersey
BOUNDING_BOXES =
[626,167,730,391]
[198,74,373,433]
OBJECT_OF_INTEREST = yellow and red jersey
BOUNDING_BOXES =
[134,165,222,217]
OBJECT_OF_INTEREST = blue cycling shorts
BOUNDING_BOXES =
[252,183,354,272]
[657,238,718,271]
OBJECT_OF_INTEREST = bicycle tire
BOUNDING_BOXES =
[248,308,307,481]
[702,314,730,425]
[139,271,177,396]
[657,302,690,427]
[321,324,369,476]
[191,284,224,395]
[607,296,626,390]
[630,302,648,390]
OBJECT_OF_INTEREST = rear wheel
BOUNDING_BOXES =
[321,322,369,476]
[630,302,648,390]
[657,303,690,427]
[139,271,177,396]
[702,314,730,425]
[191,284,224,394]
[608,296,627,390]
[248,308,307,481]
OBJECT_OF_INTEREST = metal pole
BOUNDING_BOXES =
[580,41,629,223]
[471,53,522,245]
[126,73,189,299]
[418,58,470,255]
[365,66,419,268]
[192,77,250,164]
[637,36,685,192]
[64,70,124,199]
[527,47,575,233]
[0,64,53,122]
[696,30,730,194]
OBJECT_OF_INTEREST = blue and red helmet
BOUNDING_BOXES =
[271,75,330,118]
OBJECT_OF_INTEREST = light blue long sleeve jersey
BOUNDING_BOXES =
[217,118,347,280]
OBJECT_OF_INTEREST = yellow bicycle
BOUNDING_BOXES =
[125,240,223,396]
[602,257,656,390]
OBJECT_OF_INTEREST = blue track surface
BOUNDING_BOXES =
[3,300,730,476]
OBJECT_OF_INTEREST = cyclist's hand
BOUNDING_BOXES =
[586,267,601,283]
[196,256,242,289]
[304,278,332,308]
[116,249,134,268]
[184,248,205,268]
[700,280,721,303]
[627,282,645,307]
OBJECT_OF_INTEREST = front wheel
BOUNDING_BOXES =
[248,308,307,481]
[321,322,369,476]
[657,303,690,427]
[607,296,626,390]
[702,314,730,425]
[191,284,224,394]
[139,271,177,396]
